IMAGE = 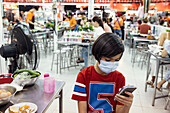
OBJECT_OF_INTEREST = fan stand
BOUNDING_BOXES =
[8,58,17,73]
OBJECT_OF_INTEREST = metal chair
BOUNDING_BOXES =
[51,50,66,73]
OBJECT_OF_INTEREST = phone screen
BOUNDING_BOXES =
[119,87,137,97]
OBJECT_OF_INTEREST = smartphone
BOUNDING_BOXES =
[114,85,137,101]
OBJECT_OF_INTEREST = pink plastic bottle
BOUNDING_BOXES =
[44,74,55,93]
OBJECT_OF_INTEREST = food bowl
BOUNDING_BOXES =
[12,71,41,87]
[0,85,16,106]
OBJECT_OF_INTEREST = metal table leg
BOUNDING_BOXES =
[59,90,63,113]
[132,40,136,67]
[152,59,160,106]
[145,53,151,92]
[60,48,61,74]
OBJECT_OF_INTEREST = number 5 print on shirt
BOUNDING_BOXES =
[89,82,115,113]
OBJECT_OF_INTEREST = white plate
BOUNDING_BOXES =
[5,102,37,113]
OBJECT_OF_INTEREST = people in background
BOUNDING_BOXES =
[113,15,123,38]
[26,8,36,29]
[72,33,134,113]
[147,32,170,87]
[157,70,170,90]
[74,19,81,31]
[121,15,125,40]
[80,17,87,27]
[91,16,105,39]
[102,18,112,33]
[69,13,77,31]
[138,18,151,35]
[76,16,105,69]
[157,43,170,90]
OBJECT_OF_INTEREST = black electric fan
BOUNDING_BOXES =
[0,23,40,73]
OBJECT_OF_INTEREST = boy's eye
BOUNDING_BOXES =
[115,59,120,61]
[105,59,111,62]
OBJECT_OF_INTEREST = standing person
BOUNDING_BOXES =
[76,16,105,69]
[72,33,134,113]
[113,15,123,38]
[69,13,77,31]
[138,18,151,35]
[26,8,36,29]
[102,18,112,33]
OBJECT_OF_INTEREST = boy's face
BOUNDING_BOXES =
[100,53,122,62]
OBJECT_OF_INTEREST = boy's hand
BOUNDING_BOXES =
[115,91,134,107]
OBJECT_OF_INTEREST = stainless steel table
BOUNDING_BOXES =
[145,51,170,106]
[0,79,65,113]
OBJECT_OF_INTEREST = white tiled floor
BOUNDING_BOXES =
[37,46,170,113]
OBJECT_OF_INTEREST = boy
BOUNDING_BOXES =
[72,33,134,113]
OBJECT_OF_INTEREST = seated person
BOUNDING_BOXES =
[157,71,170,90]
[72,33,134,113]
[138,18,151,35]
[147,32,170,87]
[157,44,170,90]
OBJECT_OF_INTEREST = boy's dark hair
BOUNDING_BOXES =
[143,18,148,23]
[92,16,104,29]
[160,20,164,25]
[92,33,124,63]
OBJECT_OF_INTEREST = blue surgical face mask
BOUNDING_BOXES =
[98,60,119,74]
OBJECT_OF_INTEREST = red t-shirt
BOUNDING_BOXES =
[72,65,125,113]
[138,24,151,34]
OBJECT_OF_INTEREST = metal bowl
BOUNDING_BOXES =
[0,85,17,106]
[12,71,41,87]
